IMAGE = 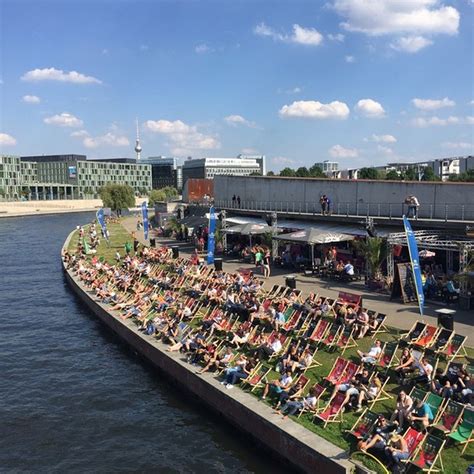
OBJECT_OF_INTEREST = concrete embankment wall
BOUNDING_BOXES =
[62,234,354,473]
[214,176,474,220]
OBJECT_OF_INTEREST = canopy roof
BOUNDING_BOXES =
[223,222,274,235]
[273,228,355,245]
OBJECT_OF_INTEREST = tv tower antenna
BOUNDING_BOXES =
[134,118,142,160]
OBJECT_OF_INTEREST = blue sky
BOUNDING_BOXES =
[1,0,473,171]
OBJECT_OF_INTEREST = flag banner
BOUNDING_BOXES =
[96,208,109,241]
[82,236,91,255]
[141,202,149,241]
[403,216,424,317]
[207,206,216,264]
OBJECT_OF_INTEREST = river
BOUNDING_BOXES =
[0,213,285,473]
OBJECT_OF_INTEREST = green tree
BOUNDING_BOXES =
[449,169,474,182]
[309,164,325,177]
[266,171,275,176]
[354,237,388,280]
[148,189,167,206]
[279,167,296,177]
[99,184,135,215]
[358,167,380,180]
[421,167,438,181]
[295,166,310,177]
[249,171,262,176]
[385,169,400,180]
[161,186,179,200]
[403,167,418,181]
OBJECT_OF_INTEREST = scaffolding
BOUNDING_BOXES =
[386,230,474,296]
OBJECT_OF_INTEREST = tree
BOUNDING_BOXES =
[385,169,400,180]
[161,186,179,200]
[279,167,296,177]
[309,164,325,178]
[448,169,474,182]
[266,171,275,176]
[358,167,380,180]
[99,184,135,215]
[148,189,167,206]
[403,167,418,181]
[249,171,262,176]
[295,166,310,177]
[0,187,5,197]
[354,237,388,280]
[421,167,438,181]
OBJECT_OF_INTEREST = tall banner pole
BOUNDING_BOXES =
[403,216,424,318]
[207,206,216,264]
[141,201,149,241]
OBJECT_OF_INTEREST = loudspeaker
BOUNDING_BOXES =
[171,246,179,258]
[214,258,223,271]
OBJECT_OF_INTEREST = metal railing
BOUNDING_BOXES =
[214,200,474,222]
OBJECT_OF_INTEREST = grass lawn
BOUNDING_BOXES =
[81,221,474,474]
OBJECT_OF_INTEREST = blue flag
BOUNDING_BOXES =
[96,208,109,241]
[141,202,149,241]
[403,216,424,317]
[207,206,216,264]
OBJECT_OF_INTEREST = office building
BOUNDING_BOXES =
[141,156,181,190]
[314,160,339,177]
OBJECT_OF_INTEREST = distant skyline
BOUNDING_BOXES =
[1,0,473,171]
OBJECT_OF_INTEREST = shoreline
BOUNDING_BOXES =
[62,228,356,474]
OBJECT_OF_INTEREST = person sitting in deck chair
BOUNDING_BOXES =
[355,374,382,412]
[408,399,434,431]
[384,433,410,470]
[390,390,414,428]
[330,368,371,412]
[277,386,319,419]
[357,340,382,364]
[261,370,293,401]
[358,415,399,453]
[252,334,282,361]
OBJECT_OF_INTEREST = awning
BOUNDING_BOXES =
[273,228,355,245]
[223,222,274,235]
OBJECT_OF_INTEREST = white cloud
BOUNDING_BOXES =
[254,22,323,46]
[70,130,89,138]
[272,156,295,165]
[328,33,345,42]
[411,115,459,127]
[0,133,17,146]
[144,119,220,156]
[333,0,460,36]
[441,141,473,150]
[195,43,211,54]
[83,132,130,149]
[224,115,257,128]
[470,100,474,106]
[355,99,385,118]
[390,36,433,53]
[329,144,358,158]
[345,55,355,63]
[279,100,350,119]
[22,95,41,104]
[377,144,393,154]
[412,97,455,110]
[371,134,397,143]
[466,116,474,124]
[241,148,259,154]
[44,112,83,128]
[21,67,102,84]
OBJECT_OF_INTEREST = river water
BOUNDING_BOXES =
[0,213,284,473]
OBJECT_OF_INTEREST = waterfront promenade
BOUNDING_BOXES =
[121,216,474,340]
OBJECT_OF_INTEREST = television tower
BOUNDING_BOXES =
[134,118,142,160]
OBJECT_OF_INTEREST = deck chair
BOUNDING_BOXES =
[308,319,330,344]
[414,325,439,349]
[369,312,388,339]
[432,399,464,434]
[425,392,446,426]
[409,387,428,404]
[346,409,379,440]
[297,383,326,418]
[244,364,271,393]
[325,357,349,385]
[448,407,474,454]
[367,375,393,409]
[444,333,468,360]
[431,328,454,354]
[282,310,301,333]
[315,391,345,427]
[301,345,322,370]
[408,434,445,473]
[322,324,343,350]
[339,361,360,385]
[378,341,398,370]
[336,325,358,354]
[444,361,465,380]
[401,321,427,345]
[401,427,426,463]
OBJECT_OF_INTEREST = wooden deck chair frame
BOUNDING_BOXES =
[448,407,474,454]
[247,365,272,393]
[297,384,326,418]
[432,399,465,434]
[378,341,399,372]
[268,334,291,362]
[446,333,468,361]
[370,313,388,339]
[409,386,428,405]
[367,375,393,409]
[322,324,343,350]
[346,409,379,440]
[432,328,454,354]
[325,357,349,385]
[424,392,447,426]
[401,321,427,345]
[337,325,358,355]
[413,325,440,349]
[408,434,445,473]
[314,391,345,428]
[308,319,331,344]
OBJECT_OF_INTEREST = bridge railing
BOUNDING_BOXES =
[214,200,474,222]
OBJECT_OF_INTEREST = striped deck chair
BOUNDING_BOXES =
[431,328,454,354]
[308,320,331,344]
[325,357,349,385]
[444,333,468,360]
[408,434,445,473]
[346,409,379,440]
[448,407,474,454]
[315,391,345,427]
[401,321,427,345]
[245,364,271,393]
[378,341,398,371]
[425,392,446,426]
[297,383,326,418]
[322,324,343,350]
[432,399,464,434]
[336,325,357,354]
[414,325,439,349]
[409,387,428,404]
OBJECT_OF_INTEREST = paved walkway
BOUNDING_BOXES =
[122,216,474,341]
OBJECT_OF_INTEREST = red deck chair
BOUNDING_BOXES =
[401,428,425,461]
[282,310,301,332]
[325,357,349,385]
[339,361,360,385]
[322,324,342,349]
[297,383,326,418]
[378,341,398,370]
[315,392,345,427]
[244,364,271,392]
[336,325,357,354]
[308,319,330,343]
[414,325,439,349]
[444,333,468,360]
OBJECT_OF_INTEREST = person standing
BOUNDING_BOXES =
[263,249,271,278]
[232,195,236,207]
[320,195,327,215]
[237,195,241,208]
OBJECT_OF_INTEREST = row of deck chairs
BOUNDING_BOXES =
[400,321,468,360]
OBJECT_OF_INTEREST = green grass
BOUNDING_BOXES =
[85,221,474,473]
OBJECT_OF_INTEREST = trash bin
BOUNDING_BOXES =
[437,311,454,331]
[149,238,156,248]
[285,275,296,289]
[171,246,179,259]
[214,258,223,271]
